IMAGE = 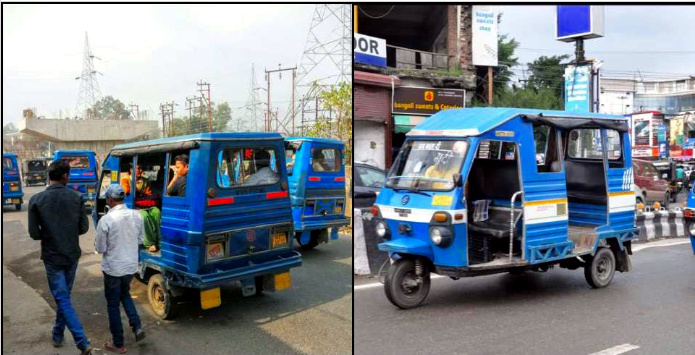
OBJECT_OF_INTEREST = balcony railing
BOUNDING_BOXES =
[387,44,450,71]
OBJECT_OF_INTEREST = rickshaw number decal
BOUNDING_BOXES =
[495,130,515,137]
[272,233,288,247]
[434,151,454,165]
[246,230,256,243]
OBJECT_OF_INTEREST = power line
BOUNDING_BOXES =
[518,47,695,55]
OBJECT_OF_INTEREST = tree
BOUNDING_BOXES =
[494,86,563,110]
[306,82,352,161]
[212,102,232,132]
[3,122,18,135]
[92,96,131,120]
[526,55,570,94]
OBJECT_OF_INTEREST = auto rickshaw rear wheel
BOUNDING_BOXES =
[584,247,616,288]
[384,258,431,309]
[298,230,323,250]
[147,274,179,320]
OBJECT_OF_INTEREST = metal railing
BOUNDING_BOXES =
[387,45,450,71]
[510,191,524,262]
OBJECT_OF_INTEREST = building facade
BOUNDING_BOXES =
[600,76,695,116]
[354,5,478,170]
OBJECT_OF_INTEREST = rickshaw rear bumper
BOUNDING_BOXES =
[378,238,434,260]
[295,217,349,232]
[152,252,303,289]
[3,191,23,205]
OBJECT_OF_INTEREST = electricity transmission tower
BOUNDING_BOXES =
[243,64,264,132]
[281,4,351,136]
[74,32,103,119]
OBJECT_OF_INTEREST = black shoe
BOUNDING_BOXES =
[52,338,64,348]
[80,345,94,355]
[135,328,146,342]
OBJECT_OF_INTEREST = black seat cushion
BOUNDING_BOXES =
[468,208,516,239]
[565,160,607,205]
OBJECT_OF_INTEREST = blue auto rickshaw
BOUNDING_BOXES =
[682,185,695,254]
[374,108,637,309]
[285,137,349,249]
[3,153,24,211]
[53,150,98,212]
[93,132,301,319]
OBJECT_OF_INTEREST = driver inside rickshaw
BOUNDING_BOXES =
[423,141,467,189]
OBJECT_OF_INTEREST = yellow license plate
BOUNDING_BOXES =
[274,272,291,291]
[272,233,287,248]
[10,187,18,191]
[88,188,95,193]
[200,287,221,310]
[12,199,20,204]
[335,206,343,213]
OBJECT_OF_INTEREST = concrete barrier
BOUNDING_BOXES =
[635,208,685,241]
[353,207,390,276]
[353,208,371,275]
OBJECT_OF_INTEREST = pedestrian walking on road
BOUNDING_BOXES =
[95,184,146,353]
[28,160,93,355]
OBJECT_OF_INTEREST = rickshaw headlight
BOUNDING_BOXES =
[429,227,452,247]
[375,221,388,238]
[688,222,695,237]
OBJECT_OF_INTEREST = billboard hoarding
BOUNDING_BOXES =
[472,6,499,67]
[564,65,592,112]
[392,87,466,116]
[354,33,387,67]
[556,5,605,42]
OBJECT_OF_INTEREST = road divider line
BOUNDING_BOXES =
[589,343,639,355]
[354,239,691,291]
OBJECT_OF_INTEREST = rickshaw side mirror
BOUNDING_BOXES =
[453,173,463,187]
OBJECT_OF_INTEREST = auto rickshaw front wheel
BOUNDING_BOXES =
[584,247,616,288]
[384,258,431,309]
[147,274,179,320]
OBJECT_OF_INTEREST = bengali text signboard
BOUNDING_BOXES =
[393,87,465,116]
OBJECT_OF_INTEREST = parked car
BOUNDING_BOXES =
[651,160,681,202]
[353,162,385,209]
[633,159,671,206]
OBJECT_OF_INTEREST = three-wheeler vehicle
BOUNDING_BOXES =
[53,150,98,212]
[3,153,24,211]
[374,108,638,309]
[22,157,49,186]
[285,137,349,249]
[681,184,695,254]
[93,132,302,319]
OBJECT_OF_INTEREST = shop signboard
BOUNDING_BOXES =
[392,87,465,116]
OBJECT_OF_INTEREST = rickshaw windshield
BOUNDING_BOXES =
[3,157,16,171]
[386,140,468,191]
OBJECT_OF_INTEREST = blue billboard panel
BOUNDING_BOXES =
[354,33,387,68]
[564,65,591,112]
[556,5,604,42]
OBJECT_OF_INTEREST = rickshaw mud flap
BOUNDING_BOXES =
[140,252,302,289]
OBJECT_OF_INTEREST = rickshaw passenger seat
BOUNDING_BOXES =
[468,207,520,239]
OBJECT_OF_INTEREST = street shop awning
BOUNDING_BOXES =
[394,115,428,133]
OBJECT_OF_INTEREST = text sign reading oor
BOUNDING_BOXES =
[393,87,465,116]
[556,5,604,42]
[354,33,386,67]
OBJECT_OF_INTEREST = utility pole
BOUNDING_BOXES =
[159,101,176,137]
[197,81,212,132]
[264,64,297,132]
[488,66,493,106]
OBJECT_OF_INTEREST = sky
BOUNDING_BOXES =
[499,5,695,81]
[2,4,347,130]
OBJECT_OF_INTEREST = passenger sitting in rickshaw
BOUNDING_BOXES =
[244,149,279,186]
[121,163,162,253]
[423,141,467,190]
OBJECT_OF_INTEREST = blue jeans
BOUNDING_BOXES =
[103,272,141,348]
[44,261,91,351]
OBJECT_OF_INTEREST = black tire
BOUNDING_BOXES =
[298,230,321,250]
[147,274,179,320]
[662,192,670,208]
[384,258,431,309]
[584,247,616,288]
[15,204,21,211]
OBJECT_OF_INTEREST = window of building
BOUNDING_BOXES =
[676,80,687,92]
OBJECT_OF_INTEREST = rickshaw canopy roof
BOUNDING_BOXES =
[285,136,344,146]
[408,108,627,137]
[109,132,283,156]
[54,149,95,155]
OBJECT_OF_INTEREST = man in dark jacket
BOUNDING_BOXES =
[28,160,93,355]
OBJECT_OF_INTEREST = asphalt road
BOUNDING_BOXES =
[2,185,352,355]
[354,240,694,355]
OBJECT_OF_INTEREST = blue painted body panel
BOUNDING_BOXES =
[377,108,637,270]
[684,185,695,254]
[94,133,301,290]
[2,153,23,206]
[53,150,98,208]
[285,137,349,237]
